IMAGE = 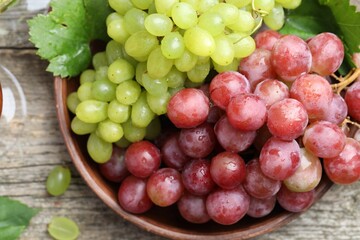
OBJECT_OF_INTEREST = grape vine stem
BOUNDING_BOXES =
[332,68,360,94]
[342,117,360,129]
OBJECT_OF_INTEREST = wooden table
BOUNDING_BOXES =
[0,1,360,239]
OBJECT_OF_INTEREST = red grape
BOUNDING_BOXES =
[247,195,276,218]
[345,81,360,122]
[254,29,281,51]
[177,192,210,224]
[161,132,190,170]
[99,146,129,183]
[276,185,315,212]
[253,78,290,109]
[323,93,348,125]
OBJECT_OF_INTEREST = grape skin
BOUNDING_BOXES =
[345,81,360,122]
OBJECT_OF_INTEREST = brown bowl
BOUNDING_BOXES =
[54,76,333,240]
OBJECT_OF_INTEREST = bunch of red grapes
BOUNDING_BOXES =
[99,30,360,225]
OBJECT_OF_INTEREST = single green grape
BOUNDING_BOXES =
[209,3,239,25]
[91,79,117,102]
[174,48,198,72]
[116,80,141,105]
[75,100,108,123]
[228,33,256,58]
[95,66,109,82]
[210,34,235,66]
[46,166,71,197]
[124,30,159,59]
[124,8,148,34]
[253,0,275,13]
[108,0,134,15]
[97,119,124,143]
[131,0,153,10]
[145,117,161,140]
[66,92,80,114]
[122,118,147,142]
[144,13,173,36]
[48,216,79,240]
[264,3,285,30]
[135,61,147,86]
[77,82,93,102]
[198,12,225,36]
[142,73,168,96]
[161,32,185,59]
[171,2,198,29]
[106,12,122,26]
[155,0,179,16]
[164,66,186,88]
[213,58,240,72]
[227,9,255,33]
[147,47,173,79]
[146,91,171,115]
[106,40,124,65]
[187,60,211,83]
[71,116,97,135]
[92,52,108,71]
[79,69,96,85]
[107,18,130,45]
[197,0,219,14]
[87,132,113,163]
[115,136,131,148]
[184,26,216,57]
[131,92,155,128]
[277,0,301,9]
[108,99,131,123]
[108,58,135,84]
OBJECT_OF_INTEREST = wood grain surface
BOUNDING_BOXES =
[0,1,359,240]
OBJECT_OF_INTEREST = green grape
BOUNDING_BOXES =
[146,91,171,115]
[124,30,159,59]
[184,27,216,57]
[147,47,173,79]
[161,32,185,59]
[145,117,161,140]
[107,18,130,45]
[97,119,124,143]
[120,44,138,67]
[228,33,256,58]
[142,73,168,96]
[79,69,96,85]
[71,116,97,135]
[227,9,255,33]
[66,92,80,114]
[198,12,225,36]
[131,92,155,128]
[46,166,71,197]
[187,60,211,83]
[116,80,141,105]
[48,217,79,240]
[131,0,153,9]
[76,100,108,123]
[108,58,135,84]
[115,136,131,148]
[164,66,186,88]
[184,78,205,88]
[209,3,239,25]
[91,79,117,102]
[211,34,235,66]
[109,0,134,15]
[181,0,199,10]
[197,0,219,14]
[196,55,210,64]
[213,57,240,72]
[106,40,124,64]
[92,52,108,71]
[224,0,251,8]
[95,66,109,81]
[168,86,184,96]
[135,61,146,86]
[122,118,147,142]
[147,2,157,14]
[108,99,131,123]
[144,13,173,36]
[279,0,301,9]
[155,0,179,16]
[87,132,113,163]
[77,82,93,102]
[174,48,198,72]
[124,8,148,34]
[106,12,122,26]
[264,3,285,30]
[253,0,275,13]
[171,2,198,29]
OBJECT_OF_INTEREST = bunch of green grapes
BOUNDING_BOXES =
[66,0,301,164]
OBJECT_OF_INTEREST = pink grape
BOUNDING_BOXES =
[177,192,210,224]
[254,29,281,51]
[161,132,190,170]
[323,93,348,125]
[226,93,267,131]
[207,105,224,124]
[253,78,290,109]
[124,140,161,178]
[307,32,344,76]
[147,168,184,207]
[210,151,246,190]
[247,195,276,218]
[259,137,301,181]
[214,116,256,153]
[118,175,153,214]
[206,185,250,225]
[267,98,308,141]
[323,138,360,185]
[167,88,210,128]
[209,71,251,110]
[303,120,346,158]
[271,35,312,81]
[99,146,129,183]
[345,81,360,122]
[290,73,333,120]
[276,185,315,213]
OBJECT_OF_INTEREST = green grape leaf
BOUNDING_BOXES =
[0,197,40,240]
[28,0,112,78]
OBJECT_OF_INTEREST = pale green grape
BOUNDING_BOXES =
[211,34,235,66]
[147,47,173,79]
[95,66,109,81]
[144,13,173,36]
[184,78,205,88]
[92,52,108,71]
[106,40,124,64]
[46,166,71,196]
[48,216,79,240]
[197,0,219,14]
[155,0,179,16]
[181,0,199,10]
[227,10,255,33]
[66,92,80,114]
[108,58,135,84]
[142,73,168,96]
[77,82,93,101]
[213,57,240,72]
[164,66,186,88]
[184,26,216,56]
[253,0,275,13]
[97,119,124,143]
[124,30,159,59]
[209,3,238,25]
[107,18,130,45]
[87,132,113,163]
[106,12,122,26]
[71,116,97,135]
[131,0,153,9]
[168,86,184,96]
[171,2,198,29]
[115,136,131,148]
[228,33,256,58]
[108,99,131,123]
[91,79,117,102]
[224,0,251,8]
[145,117,161,140]
[197,55,210,64]
[116,80,141,105]
[146,91,171,115]
[135,61,147,86]
[122,119,147,142]
[198,12,225,36]
[174,48,198,72]
[80,69,96,85]
[76,100,108,123]
[131,92,155,128]
[161,32,185,59]
[120,44,138,67]
[124,8,148,34]
[187,60,211,83]
[109,0,134,15]
[264,3,285,30]
[279,0,301,9]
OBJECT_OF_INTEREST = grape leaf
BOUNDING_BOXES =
[0,196,40,240]
[28,0,112,78]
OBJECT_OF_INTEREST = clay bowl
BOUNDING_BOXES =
[54,76,333,240]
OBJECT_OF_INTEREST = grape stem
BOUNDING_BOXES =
[251,0,269,16]
[342,117,360,129]
[331,68,360,94]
